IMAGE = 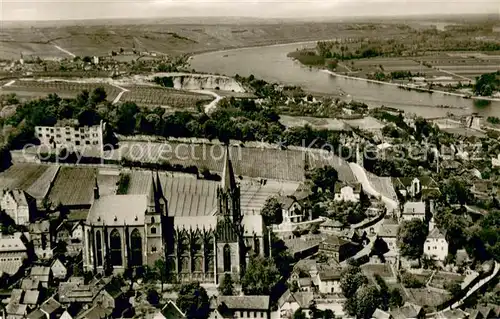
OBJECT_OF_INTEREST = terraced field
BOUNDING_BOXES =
[0,80,121,101]
[121,86,212,109]
[0,163,52,191]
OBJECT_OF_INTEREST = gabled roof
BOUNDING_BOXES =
[29,220,50,233]
[437,308,468,319]
[30,266,51,280]
[76,304,112,319]
[277,290,314,309]
[277,196,298,210]
[210,295,270,311]
[159,300,186,319]
[389,302,423,319]
[102,278,123,299]
[87,194,148,226]
[322,235,350,247]
[22,290,40,305]
[21,278,41,290]
[27,309,45,319]
[372,308,391,319]
[427,227,446,240]
[403,201,426,215]
[318,268,342,281]
[321,219,343,228]
[40,297,61,315]
[2,189,30,206]
[393,176,439,189]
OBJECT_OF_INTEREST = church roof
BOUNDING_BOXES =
[222,146,237,191]
[87,195,148,226]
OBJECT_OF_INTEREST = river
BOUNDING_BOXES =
[189,42,500,118]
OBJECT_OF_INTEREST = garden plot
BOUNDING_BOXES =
[121,86,212,109]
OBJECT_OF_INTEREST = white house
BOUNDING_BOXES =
[316,269,342,294]
[208,295,270,319]
[334,183,361,202]
[51,258,68,280]
[277,290,313,319]
[401,201,426,221]
[1,189,35,226]
[278,196,307,224]
[424,226,448,261]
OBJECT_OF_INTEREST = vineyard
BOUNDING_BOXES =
[48,166,97,206]
[121,86,212,109]
[366,171,398,201]
[119,141,306,181]
[1,80,121,101]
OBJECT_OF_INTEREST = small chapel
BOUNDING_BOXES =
[82,147,266,283]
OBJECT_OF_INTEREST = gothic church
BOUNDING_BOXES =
[82,147,265,283]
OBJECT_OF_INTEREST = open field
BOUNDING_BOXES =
[121,86,213,109]
[0,22,414,60]
[0,80,122,101]
[279,115,350,131]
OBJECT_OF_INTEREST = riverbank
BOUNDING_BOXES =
[321,69,500,103]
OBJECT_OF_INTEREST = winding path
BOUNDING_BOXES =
[190,89,222,114]
[109,83,130,104]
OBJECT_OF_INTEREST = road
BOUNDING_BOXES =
[109,83,130,104]
[53,45,76,58]
[2,80,16,87]
[190,89,222,114]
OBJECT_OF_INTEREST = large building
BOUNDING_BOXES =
[82,148,265,284]
[0,189,35,226]
[35,120,106,151]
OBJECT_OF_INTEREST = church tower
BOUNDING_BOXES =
[145,172,167,265]
[215,146,244,283]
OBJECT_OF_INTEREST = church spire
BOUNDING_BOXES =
[148,172,157,208]
[155,171,163,199]
[221,145,236,191]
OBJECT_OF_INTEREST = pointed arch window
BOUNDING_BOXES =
[254,237,260,255]
[151,217,155,224]
[96,231,103,266]
[130,229,143,267]
[223,244,231,272]
[110,229,122,266]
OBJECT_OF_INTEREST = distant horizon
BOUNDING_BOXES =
[1,0,499,22]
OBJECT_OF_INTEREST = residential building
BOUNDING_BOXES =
[318,234,360,263]
[35,120,106,151]
[392,176,440,199]
[6,289,28,319]
[316,268,342,294]
[58,277,104,304]
[30,266,52,288]
[319,218,344,234]
[436,309,469,319]
[29,220,53,260]
[83,149,266,284]
[276,290,313,319]
[401,201,426,221]
[0,189,36,226]
[389,302,425,319]
[75,305,112,319]
[296,277,314,292]
[51,258,67,280]
[277,196,307,224]
[21,278,42,291]
[0,232,28,278]
[377,219,399,263]
[208,295,270,319]
[424,227,449,261]
[334,182,361,202]
[153,300,186,319]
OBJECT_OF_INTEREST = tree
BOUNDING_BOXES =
[241,255,281,295]
[154,257,168,292]
[389,288,404,308]
[261,197,283,226]
[293,308,306,319]
[89,87,107,105]
[340,265,368,299]
[355,284,383,319]
[441,177,472,205]
[82,56,92,63]
[176,282,210,319]
[397,219,428,259]
[147,289,160,307]
[116,102,139,135]
[218,273,234,296]
[310,166,338,193]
